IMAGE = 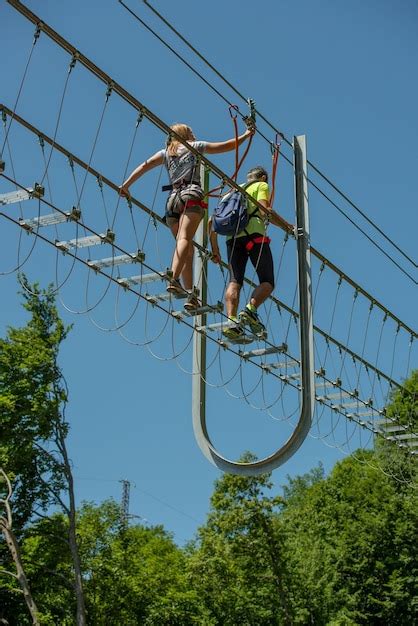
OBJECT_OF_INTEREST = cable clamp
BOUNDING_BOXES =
[101,229,115,244]
[68,206,81,222]
[136,109,144,127]
[34,23,42,42]
[133,249,145,263]
[247,97,256,123]
[295,226,304,239]
[105,82,114,99]
[31,183,45,199]
[69,53,79,72]
[0,160,5,174]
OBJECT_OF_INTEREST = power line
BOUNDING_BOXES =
[135,0,417,272]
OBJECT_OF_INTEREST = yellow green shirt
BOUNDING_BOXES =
[226,181,269,240]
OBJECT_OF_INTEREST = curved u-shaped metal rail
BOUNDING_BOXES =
[192,136,315,475]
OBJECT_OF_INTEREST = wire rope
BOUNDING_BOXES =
[140,0,417,271]
[0,23,41,159]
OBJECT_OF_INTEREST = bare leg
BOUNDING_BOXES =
[249,282,273,308]
[225,282,241,318]
[171,211,202,284]
[181,242,194,291]
[169,222,193,290]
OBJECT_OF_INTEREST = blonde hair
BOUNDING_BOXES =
[167,123,194,156]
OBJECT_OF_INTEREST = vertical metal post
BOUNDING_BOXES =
[192,166,209,433]
[119,479,130,528]
[294,134,315,432]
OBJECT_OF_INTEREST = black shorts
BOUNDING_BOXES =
[226,234,275,287]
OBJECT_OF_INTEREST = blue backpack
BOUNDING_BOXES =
[212,183,257,236]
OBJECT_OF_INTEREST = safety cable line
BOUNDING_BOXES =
[5,2,416,319]
[0,21,41,159]
[132,1,417,283]
[6,0,416,314]
[118,0,235,110]
[140,0,417,270]
[0,115,39,275]
[3,175,295,381]
[4,1,418,289]
[309,245,416,337]
[112,110,144,230]
[308,161,417,269]
[3,2,296,231]
[39,55,77,186]
[0,200,303,396]
[2,133,415,413]
[309,179,417,285]
[2,107,415,404]
[3,177,415,457]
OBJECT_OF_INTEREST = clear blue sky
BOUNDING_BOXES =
[1,0,417,544]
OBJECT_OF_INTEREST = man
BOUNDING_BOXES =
[209,166,293,341]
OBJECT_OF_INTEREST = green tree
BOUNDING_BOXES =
[0,276,70,527]
[282,451,417,625]
[376,369,418,484]
[187,453,294,625]
[0,276,85,624]
[77,499,206,625]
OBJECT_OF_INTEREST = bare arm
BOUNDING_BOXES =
[205,128,254,154]
[119,150,165,196]
[257,199,294,234]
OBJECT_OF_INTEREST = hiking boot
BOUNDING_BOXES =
[222,323,245,341]
[239,306,266,338]
[166,278,184,296]
[184,292,201,311]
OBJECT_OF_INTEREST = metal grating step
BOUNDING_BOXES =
[386,433,418,445]
[56,229,115,251]
[317,391,352,401]
[218,335,261,347]
[375,423,409,434]
[338,400,363,409]
[117,270,169,288]
[88,250,144,270]
[0,183,44,206]
[240,344,288,359]
[171,301,224,319]
[19,207,80,230]
[315,380,338,389]
[144,291,188,304]
[197,320,236,333]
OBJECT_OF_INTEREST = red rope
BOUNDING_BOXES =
[207,104,253,197]
[269,132,282,207]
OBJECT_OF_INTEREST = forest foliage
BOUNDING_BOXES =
[1,282,416,625]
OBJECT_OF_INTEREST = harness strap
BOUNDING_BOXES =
[242,205,263,237]
[184,199,208,209]
[245,235,271,252]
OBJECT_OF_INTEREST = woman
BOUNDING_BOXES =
[119,123,253,310]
